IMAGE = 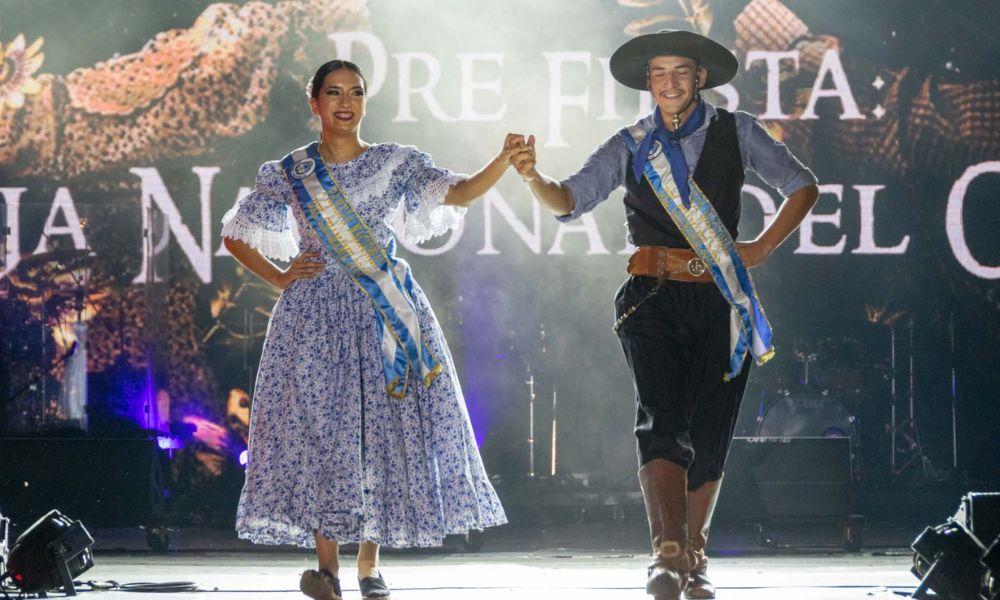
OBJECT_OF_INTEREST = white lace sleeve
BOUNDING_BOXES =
[220,161,300,261]
[400,147,467,245]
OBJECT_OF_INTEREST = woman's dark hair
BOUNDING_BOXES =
[307,60,367,98]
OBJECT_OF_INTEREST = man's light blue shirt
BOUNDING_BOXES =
[558,102,818,221]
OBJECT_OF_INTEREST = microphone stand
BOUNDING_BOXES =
[892,320,932,479]
[8,342,78,404]
[949,312,958,469]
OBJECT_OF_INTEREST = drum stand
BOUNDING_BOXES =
[524,322,561,478]
[890,321,934,479]
[524,376,559,479]
[948,312,958,469]
[526,374,536,478]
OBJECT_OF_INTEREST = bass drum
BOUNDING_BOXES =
[757,390,856,440]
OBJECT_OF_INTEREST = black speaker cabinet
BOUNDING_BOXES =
[717,436,852,523]
[954,492,1000,546]
[0,437,167,530]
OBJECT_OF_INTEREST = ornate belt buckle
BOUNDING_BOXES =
[686,257,707,277]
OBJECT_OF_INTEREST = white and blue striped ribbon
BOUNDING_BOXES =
[281,143,441,397]
[620,125,774,380]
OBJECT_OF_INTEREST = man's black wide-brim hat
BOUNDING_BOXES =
[610,29,738,90]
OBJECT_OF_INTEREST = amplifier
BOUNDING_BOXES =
[716,436,852,523]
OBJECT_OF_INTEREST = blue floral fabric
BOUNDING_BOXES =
[222,143,506,548]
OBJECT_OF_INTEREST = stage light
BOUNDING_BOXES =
[1,511,10,574]
[3,510,94,596]
[983,536,1000,600]
[157,435,184,450]
[911,492,1000,600]
[239,449,249,467]
[911,520,986,600]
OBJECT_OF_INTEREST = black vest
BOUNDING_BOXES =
[623,108,744,249]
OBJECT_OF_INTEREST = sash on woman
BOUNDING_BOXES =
[281,142,442,398]
[619,123,775,381]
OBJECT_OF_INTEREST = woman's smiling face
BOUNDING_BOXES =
[309,68,366,134]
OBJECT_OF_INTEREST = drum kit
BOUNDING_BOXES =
[737,321,943,483]
[1,247,96,433]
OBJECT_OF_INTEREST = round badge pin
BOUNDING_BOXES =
[290,158,316,179]
[648,140,663,161]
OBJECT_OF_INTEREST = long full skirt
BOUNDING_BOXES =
[235,264,506,548]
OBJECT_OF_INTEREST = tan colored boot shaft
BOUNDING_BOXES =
[639,458,695,599]
[685,478,723,599]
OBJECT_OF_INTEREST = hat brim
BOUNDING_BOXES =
[610,30,738,90]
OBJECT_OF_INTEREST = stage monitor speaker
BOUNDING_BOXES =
[716,436,852,523]
[0,437,166,530]
[953,492,1000,548]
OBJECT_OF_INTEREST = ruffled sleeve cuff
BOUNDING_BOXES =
[402,172,467,245]
[221,194,300,262]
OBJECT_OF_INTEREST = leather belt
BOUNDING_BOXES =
[626,246,713,283]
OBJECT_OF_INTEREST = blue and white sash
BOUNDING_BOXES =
[619,124,775,380]
[281,143,442,398]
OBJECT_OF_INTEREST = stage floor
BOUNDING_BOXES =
[59,551,917,599]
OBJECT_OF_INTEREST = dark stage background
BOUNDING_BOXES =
[2,0,998,525]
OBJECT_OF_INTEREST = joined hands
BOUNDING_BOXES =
[503,134,537,182]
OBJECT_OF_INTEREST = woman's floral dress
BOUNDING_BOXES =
[222,143,506,548]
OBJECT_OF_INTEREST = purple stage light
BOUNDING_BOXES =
[156,436,183,450]
[239,450,248,467]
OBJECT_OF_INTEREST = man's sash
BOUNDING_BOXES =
[281,142,442,398]
[619,124,774,380]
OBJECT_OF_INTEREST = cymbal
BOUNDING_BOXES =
[16,249,96,272]
[11,250,96,290]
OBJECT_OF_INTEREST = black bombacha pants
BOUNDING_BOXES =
[615,276,752,491]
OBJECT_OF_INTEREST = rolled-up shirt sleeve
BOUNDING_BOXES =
[737,112,818,197]
[558,134,630,222]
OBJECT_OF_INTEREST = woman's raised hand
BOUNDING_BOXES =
[507,134,537,181]
[499,133,525,163]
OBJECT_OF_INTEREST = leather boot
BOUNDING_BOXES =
[685,478,722,599]
[639,458,695,600]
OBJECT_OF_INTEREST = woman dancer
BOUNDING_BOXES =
[222,59,509,600]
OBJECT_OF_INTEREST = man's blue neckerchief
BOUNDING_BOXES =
[632,98,706,209]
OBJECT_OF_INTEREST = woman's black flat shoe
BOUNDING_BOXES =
[358,572,391,599]
[299,569,342,600]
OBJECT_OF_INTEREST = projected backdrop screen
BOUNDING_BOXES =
[2,0,998,486]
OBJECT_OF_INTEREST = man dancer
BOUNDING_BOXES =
[509,30,818,599]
